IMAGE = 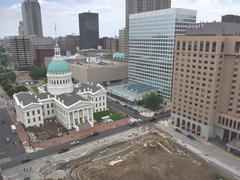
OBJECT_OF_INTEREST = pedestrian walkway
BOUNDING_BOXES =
[35,118,130,149]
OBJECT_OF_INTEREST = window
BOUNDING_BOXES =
[51,103,53,108]
[33,117,36,123]
[200,41,204,51]
[32,111,35,115]
[234,41,240,53]
[194,41,198,51]
[205,41,210,52]
[47,104,49,108]
[225,118,229,126]
[27,112,29,117]
[177,41,180,50]
[52,110,54,114]
[212,41,216,52]
[188,41,192,51]
[221,42,224,52]
[38,117,41,121]
[233,121,237,129]
[28,119,30,124]
[229,119,233,128]
[218,116,221,124]
[38,110,40,114]
[182,41,186,51]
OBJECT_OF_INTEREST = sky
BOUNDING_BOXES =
[0,0,240,38]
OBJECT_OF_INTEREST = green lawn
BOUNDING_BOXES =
[94,108,126,123]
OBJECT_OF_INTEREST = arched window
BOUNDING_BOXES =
[177,118,180,127]
[181,120,185,129]
[187,122,191,131]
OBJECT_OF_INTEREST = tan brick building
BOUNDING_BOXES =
[171,22,240,141]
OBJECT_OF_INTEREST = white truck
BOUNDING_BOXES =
[129,118,138,126]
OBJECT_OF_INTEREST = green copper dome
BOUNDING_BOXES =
[47,59,70,73]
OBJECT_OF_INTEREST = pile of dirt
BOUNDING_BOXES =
[72,135,235,180]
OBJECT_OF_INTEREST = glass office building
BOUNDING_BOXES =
[129,8,196,101]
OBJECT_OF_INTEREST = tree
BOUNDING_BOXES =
[15,85,28,93]
[29,66,46,80]
[7,70,17,83]
[0,54,8,67]
[142,91,163,111]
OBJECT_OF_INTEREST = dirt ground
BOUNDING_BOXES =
[70,134,236,180]
[27,120,67,141]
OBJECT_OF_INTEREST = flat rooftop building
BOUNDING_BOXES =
[44,57,128,86]
[70,59,128,85]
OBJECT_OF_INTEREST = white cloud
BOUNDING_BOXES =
[0,0,125,38]
[0,0,240,38]
[172,0,240,22]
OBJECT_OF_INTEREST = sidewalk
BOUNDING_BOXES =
[7,107,29,147]
[35,117,130,149]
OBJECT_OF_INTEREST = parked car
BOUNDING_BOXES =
[187,134,196,141]
[89,131,99,137]
[129,118,138,126]
[57,148,70,154]
[70,140,80,146]
[174,128,182,134]
[21,157,32,163]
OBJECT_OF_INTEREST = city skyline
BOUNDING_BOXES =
[0,0,240,38]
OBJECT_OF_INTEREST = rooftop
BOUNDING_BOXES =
[69,59,128,70]
[185,22,240,36]
[108,83,155,102]
[56,93,88,106]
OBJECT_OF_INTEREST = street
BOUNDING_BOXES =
[3,125,152,180]
[0,110,170,170]
[0,105,25,162]
[107,100,144,119]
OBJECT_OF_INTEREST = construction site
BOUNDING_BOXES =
[43,129,236,180]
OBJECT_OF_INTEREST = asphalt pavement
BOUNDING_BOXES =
[107,100,144,119]
[0,110,170,170]
[0,108,25,161]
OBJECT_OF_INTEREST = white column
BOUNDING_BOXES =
[77,110,80,125]
[82,109,85,123]
[89,107,94,127]
[67,113,71,129]
[91,108,94,123]
[72,112,76,127]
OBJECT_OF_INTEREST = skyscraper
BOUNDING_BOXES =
[171,22,240,141]
[125,0,171,60]
[7,36,32,69]
[79,12,99,49]
[21,0,43,37]
[128,8,196,101]
[119,28,125,53]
